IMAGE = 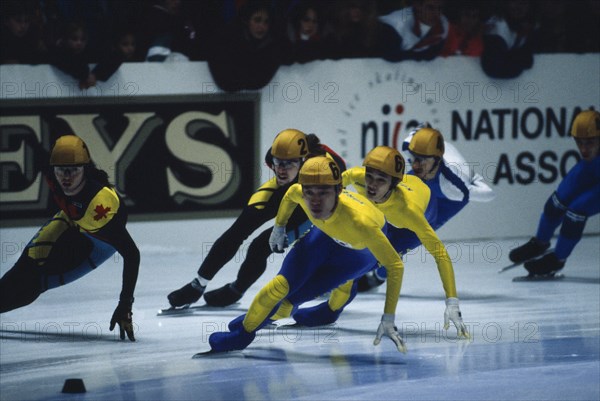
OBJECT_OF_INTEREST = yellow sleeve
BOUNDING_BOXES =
[342,167,370,199]
[76,187,120,233]
[342,166,365,190]
[407,212,457,298]
[274,183,303,227]
[342,169,352,188]
[247,177,279,209]
[395,182,458,298]
[364,229,404,315]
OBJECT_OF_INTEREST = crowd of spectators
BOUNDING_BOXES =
[1,0,598,91]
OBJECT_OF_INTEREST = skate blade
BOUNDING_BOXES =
[157,303,244,316]
[512,273,565,282]
[276,322,336,330]
[157,305,193,316]
[192,350,243,359]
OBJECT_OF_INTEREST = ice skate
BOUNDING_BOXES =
[509,237,550,263]
[204,283,243,307]
[167,278,205,308]
[523,252,565,277]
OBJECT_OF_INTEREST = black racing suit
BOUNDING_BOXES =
[0,176,139,313]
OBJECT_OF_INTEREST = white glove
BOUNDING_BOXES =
[444,297,470,339]
[269,225,287,253]
[373,313,407,353]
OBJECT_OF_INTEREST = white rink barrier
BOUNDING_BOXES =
[1,54,598,239]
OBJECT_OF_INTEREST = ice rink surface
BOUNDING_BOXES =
[1,218,599,401]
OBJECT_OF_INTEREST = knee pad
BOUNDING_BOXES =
[560,210,587,239]
[268,275,290,300]
[543,192,567,220]
[271,299,294,320]
[243,275,290,332]
[328,280,355,312]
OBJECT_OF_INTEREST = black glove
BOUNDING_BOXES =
[110,301,135,341]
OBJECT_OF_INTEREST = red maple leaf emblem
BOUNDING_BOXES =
[93,204,111,221]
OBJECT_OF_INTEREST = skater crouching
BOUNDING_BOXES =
[166,129,345,309]
[509,110,600,277]
[0,135,139,341]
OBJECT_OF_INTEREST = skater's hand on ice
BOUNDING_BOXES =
[110,302,135,341]
[269,225,287,253]
[373,314,406,353]
[444,297,470,339]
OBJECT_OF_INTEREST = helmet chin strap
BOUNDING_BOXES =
[428,158,441,176]
[330,184,343,214]
[376,178,399,204]
[378,188,393,204]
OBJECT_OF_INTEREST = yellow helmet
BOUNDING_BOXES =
[571,110,600,138]
[408,127,445,158]
[363,146,405,179]
[271,129,309,159]
[299,156,342,186]
[50,135,91,166]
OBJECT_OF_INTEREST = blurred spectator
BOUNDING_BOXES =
[481,0,536,78]
[532,0,600,54]
[379,0,449,61]
[1,0,46,64]
[186,0,229,60]
[532,0,571,53]
[46,0,113,62]
[49,20,92,86]
[138,0,198,62]
[111,27,141,62]
[208,1,291,92]
[377,0,410,16]
[49,21,125,89]
[85,25,143,83]
[286,0,327,63]
[441,1,484,57]
[567,0,600,53]
[38,0,66,56]
[323,0,398,59]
